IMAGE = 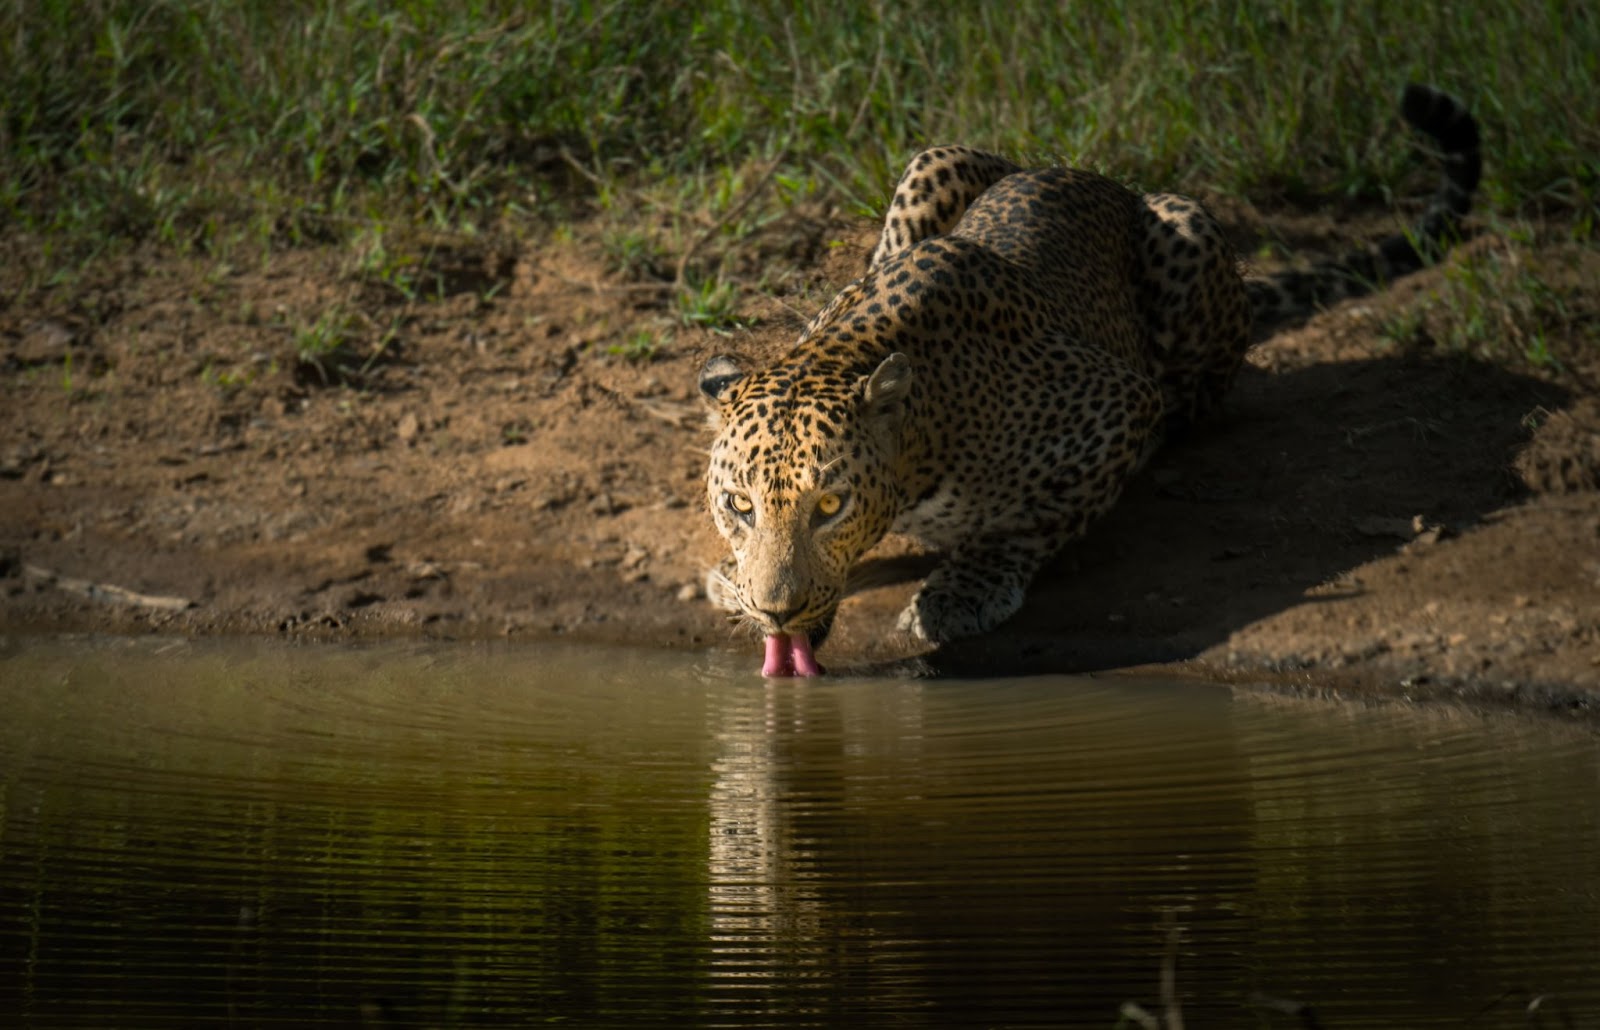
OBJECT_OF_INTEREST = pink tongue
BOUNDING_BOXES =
[761,635,789,676]
[788,634,821,677]
[761,634,822,678]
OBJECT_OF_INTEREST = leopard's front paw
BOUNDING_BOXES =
[895,589,986,645]
[896,575,1027,645]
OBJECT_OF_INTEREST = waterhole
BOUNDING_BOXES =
[1,636,1596,1027]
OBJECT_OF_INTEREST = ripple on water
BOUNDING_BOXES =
[0,636,1596,1027]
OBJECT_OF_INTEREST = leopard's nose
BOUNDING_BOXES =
[758,605,805,631]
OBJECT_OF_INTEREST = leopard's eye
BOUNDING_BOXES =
[816,493,843,518]
[726,492,754,517]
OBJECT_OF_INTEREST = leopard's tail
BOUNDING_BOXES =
[1246,83,1481,336]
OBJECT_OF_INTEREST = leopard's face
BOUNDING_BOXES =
[699,352,913,639]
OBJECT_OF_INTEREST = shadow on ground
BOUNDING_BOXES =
[830,352,1568,679]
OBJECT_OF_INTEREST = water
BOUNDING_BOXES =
[1,637,1596,1028]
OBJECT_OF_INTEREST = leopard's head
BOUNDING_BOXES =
[697,351,913,643]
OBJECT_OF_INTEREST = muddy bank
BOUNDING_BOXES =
[3,213,1597,714]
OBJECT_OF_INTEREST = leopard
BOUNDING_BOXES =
[697,84,1481,676]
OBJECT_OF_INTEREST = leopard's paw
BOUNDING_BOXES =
[896,583,1015,645]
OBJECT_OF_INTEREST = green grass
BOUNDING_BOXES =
[1379,231,1596,371]
[286,303,400,386]
[608,326,668,364]
[675,277,747,331]
[2,1,1597,274]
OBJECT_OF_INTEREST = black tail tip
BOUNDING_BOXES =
[1400,83,1480,153]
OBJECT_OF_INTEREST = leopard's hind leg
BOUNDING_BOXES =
[869,147,1022,268]
[1134,193,1251,435]
[895,342,1163,644]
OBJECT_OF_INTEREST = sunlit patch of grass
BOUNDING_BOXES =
[675,278,747,332]
[286,303,399,387]
[290,306,363,386]
[347,225,421,301]
[608,327,670,364]
[600,226,670,283]
[202,356,272,396]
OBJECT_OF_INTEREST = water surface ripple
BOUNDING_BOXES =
[1,637,1596,1027]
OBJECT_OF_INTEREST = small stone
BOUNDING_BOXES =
[1410,526,1444,547]
[397,412,420,442]
[15,320,76,365]
[676,583,701,602]
[407,560,445,580]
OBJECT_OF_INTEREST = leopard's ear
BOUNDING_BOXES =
[863,352,913,413]
[698,355,745,406]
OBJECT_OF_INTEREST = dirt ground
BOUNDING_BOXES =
[3,201,1598,716]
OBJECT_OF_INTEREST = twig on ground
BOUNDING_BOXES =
[24,564,193,612]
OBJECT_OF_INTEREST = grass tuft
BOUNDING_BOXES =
[675,278,746,332]
[607,327,668,364]
[287,303,399,387]
[1379,232,1596,372]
